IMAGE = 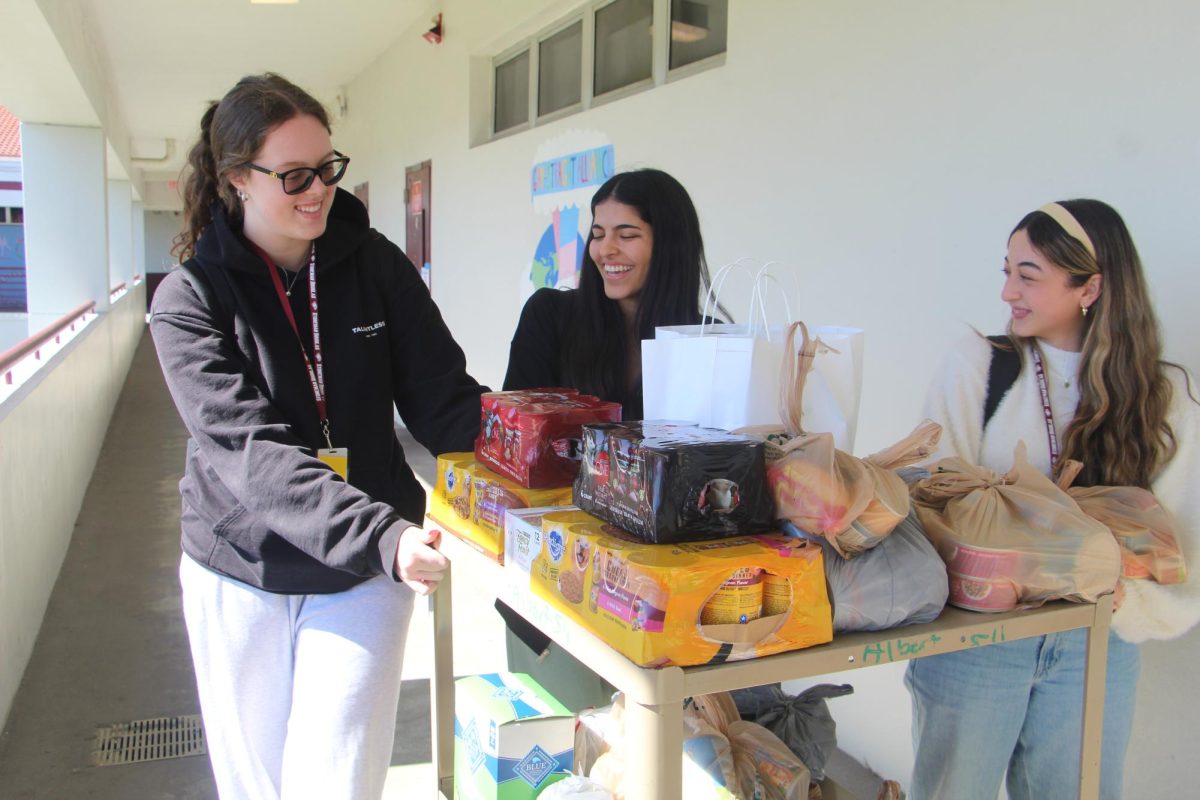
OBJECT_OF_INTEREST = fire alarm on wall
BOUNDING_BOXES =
[423,13,443,45]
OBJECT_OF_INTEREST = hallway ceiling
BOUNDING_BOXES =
[33,0,430,202]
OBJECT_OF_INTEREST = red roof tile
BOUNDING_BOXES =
[0,106,21,158]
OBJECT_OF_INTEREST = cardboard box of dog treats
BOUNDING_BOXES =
[430,453,573,563]
[511,510,832,667]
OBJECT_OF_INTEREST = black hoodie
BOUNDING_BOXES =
[150,189,485,593]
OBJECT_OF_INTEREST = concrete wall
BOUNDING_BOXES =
[335,0,1200,793]
[0,283,145,727]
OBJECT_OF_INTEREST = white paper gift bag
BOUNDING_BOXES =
[643,323,863,451]
[641,264,865,451]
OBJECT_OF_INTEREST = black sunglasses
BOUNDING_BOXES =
[243,151,351,195]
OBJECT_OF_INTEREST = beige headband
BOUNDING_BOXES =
[1037,202,1097,260]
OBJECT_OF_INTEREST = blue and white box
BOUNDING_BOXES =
[454,672,574,799]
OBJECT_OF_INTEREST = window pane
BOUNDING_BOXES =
[539,22,583,116]
[594,0,653,96]
[494,51,531,133]
[670,0,727,70]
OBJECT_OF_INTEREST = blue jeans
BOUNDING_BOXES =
[905,629,1139,800]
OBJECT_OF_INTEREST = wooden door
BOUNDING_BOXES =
[405,161,431,288]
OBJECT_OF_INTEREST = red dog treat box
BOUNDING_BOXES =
[476,389,622,489]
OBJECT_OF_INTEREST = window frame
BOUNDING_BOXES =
[482,0,726,145]
[490,43,534,139]
[535,15,587,124]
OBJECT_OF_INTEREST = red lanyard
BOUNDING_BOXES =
[252,242,333,449]
[1029,346,1060,472]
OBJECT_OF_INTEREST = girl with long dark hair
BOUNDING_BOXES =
[498,168,724,709]
[504,167,720,419]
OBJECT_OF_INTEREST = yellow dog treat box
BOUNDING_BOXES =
[430,453,573,563]
[522,511,832,667]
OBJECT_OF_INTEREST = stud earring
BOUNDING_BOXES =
[1081,304,1089,317]
[237,190,248,202]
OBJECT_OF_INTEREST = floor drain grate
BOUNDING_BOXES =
[91,714,208,766]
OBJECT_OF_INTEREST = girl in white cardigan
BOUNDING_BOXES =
[907,199,1200,799]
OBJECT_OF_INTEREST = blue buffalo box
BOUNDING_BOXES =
[454,672,574,799]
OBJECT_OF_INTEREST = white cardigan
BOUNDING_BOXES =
[922,332,1200,643]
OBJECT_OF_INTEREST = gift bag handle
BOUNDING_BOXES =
[701,259,758,336]
[748,263,795,342]
[778,319,842,437]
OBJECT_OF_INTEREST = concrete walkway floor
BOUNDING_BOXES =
[0,330,505,798]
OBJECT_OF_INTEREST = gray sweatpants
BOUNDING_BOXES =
[180,555,414,800]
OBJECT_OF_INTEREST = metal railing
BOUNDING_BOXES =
[0,301,97,385]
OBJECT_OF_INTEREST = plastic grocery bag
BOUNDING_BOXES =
[728,720,812,800]
[686,692,741,735]
[783,509,948,632]
[538,775,615,799]
[682,708,739,794]
[1056,460,1187,584]
[730,683,854,783]
[911,443,1121,612]
[855,420,943,533]
[583,693,739,800]
[575,696,624,777]
[761,683,853,783]
[762,431,875,555]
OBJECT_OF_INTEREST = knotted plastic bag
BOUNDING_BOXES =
[784,509,948,633]
[911,443,1121,611]
[1056,460,1187,584]
[728,720,812,799]
[730,683,853,783]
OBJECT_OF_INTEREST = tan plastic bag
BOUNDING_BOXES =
[687,691,741,736]
[911,443,1121,611]
[858,420,943,534]
[586,694,740,800]
[681,708,739,795]
[1057,461,1187,584]
[728,720,812,800]
[845,419,945,551]
[576,695,625,777]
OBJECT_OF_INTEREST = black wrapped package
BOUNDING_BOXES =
[573,421,776,543]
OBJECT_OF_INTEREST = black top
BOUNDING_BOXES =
[503,287,644,420]
[150,188,485,593]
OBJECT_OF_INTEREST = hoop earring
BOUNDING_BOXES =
[237,190,248,202]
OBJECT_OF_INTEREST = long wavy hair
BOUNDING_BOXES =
[562,168,725,408]
[1008,199,1188,488]
[172,73,330,261]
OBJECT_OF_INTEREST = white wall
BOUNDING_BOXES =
[0,314,28,353]
[143,210,181,274]
[337,1,1200,793]
[0,284,145,727]
[21,122,110,326]
[106,179,133,288]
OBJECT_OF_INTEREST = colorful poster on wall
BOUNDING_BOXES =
[524,133,615,301]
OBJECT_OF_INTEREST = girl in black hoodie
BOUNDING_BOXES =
[151,73,484,799]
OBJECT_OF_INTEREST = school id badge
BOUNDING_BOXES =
[318,448,350,481]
